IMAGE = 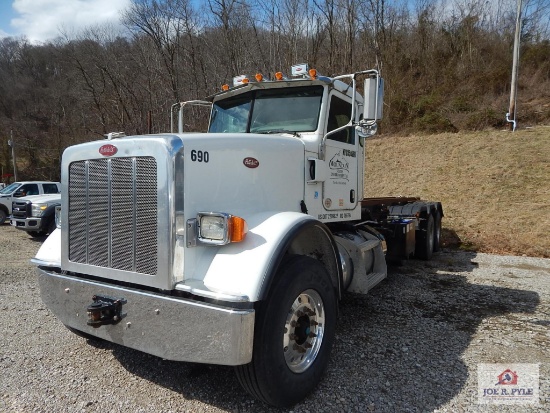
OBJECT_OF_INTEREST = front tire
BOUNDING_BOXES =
[235,255,337,407]
[0,209,6,225]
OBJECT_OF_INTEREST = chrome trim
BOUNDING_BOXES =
[55,206,61,228]
[186,212,233,247]
[197,212,231,245]
[31,257,61,268]
[10,217,43,231]
[61,136,183,290]
[37,268,255,365]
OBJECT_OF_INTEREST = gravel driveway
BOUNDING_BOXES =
[0,224,548,412]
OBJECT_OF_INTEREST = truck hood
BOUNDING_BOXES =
[16,193,61,204]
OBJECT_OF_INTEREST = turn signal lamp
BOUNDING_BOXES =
[309,68,317,79]
[229,216,247,243]
[275,72,283,81]
[255,73,263,82]
[222,84,229,91]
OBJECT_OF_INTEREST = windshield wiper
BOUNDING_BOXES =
[254,129,300,137]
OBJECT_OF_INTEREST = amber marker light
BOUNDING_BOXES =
[222,84,229,91]
[309,68,317,79]
[242,77,249,84]
[229,216,248,243]
[255,73,263,82]
[275,71,283,81]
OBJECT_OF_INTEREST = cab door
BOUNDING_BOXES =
[322,93,359,215]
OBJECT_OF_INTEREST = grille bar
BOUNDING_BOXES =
[68,157,158,275]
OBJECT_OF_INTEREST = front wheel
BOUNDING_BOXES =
[0,209,6,225]
[235,255,337,407]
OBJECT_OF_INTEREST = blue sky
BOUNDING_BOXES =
[0,0,131,43]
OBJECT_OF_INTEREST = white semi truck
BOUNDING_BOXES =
[34,65,443,407]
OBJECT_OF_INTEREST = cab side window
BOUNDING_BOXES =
[327,96,355,145]
[18,184,39,196]
[43,183,60,194]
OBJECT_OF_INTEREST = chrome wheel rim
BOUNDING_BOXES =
[283,289,325,373]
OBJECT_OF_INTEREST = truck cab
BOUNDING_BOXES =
[34,65,440,407]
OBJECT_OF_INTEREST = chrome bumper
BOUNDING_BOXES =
[37,268,255,365]
[11,216,43,231]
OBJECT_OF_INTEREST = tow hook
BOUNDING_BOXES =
[86,294,127,327]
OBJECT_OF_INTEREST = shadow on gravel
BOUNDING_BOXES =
[100,250,539,412]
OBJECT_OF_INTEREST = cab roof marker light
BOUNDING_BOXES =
[255,73,263,82]
[309,68,317,79]
[222,84,229,91]
[275,72,284,81]
[233,75,250,87]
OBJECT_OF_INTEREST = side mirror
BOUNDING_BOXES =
[363,77,384,121]
[13,190,25,198]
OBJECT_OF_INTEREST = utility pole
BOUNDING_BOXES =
[507,0,523,131]
[8,130,18,181]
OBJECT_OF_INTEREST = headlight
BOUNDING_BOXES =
[31,203,48,217]
[200,214,227,241]
[187,212,247,246]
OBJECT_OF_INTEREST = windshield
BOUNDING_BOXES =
[0,182,20,194]
[209,86,323,135]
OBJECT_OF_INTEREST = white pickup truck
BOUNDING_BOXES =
[0,181,61,224]
[10,193,62,237]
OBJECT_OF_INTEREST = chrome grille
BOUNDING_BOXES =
[68,157,158,275]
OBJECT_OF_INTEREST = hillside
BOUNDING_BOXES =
[365,126,550,258]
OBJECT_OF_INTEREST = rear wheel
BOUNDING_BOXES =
[235,255,337,407]
[433,211,442,253]
[416,214,434,260]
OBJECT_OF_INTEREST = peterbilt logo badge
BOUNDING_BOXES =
[243,157,259,168]
[99,144,118,156]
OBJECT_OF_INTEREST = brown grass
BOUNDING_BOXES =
[364,126,550,258]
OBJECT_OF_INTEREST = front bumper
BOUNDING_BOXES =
[11,216,43,231]
[37,267,255,365]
